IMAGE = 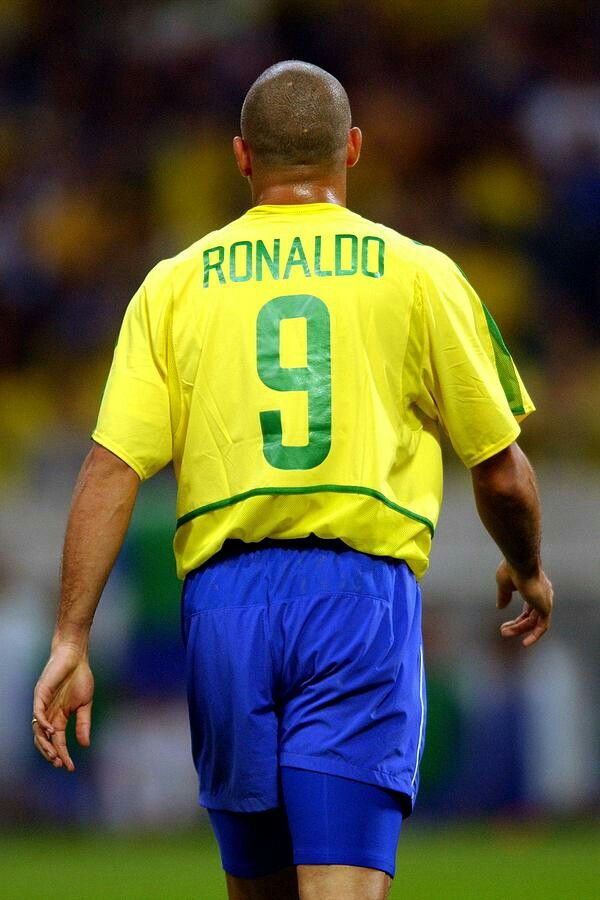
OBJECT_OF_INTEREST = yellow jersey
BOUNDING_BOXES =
[93,203,534,579]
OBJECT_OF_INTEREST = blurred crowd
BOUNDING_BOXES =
[0,0,598,827]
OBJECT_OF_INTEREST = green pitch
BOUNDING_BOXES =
[3,821,598,899]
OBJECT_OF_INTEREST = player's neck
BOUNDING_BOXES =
[250,172,347,207]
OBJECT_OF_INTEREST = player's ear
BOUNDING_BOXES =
[346,127,362,168]
[233,136,252,177]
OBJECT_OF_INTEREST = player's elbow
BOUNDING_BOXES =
[86,442,142,485]
[471,442,532,503]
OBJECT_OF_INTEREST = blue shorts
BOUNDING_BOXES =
[182,538,426,816]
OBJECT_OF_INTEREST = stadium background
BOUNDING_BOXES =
[0,1,598,897]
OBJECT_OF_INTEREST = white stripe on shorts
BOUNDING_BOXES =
[411,643,425,791]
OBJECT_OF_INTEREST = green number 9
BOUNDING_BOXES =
[256,294,332,470]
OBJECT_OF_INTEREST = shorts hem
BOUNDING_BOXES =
[200,793,279,813]
[294,849,395,879]
[280,752,416,814]
[222,859,294,879]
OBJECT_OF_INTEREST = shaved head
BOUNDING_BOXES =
[241,61,352,170]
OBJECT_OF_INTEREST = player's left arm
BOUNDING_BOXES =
[417,247,551,645]
[32,442,140,771]
[471,442,553,646]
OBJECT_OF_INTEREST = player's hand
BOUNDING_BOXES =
[32,643,94,771]
[496,559,553,647]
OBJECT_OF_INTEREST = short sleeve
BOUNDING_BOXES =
[92,265,173,479]
[417,249,535,468]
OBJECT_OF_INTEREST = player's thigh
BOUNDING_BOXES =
[183,552,281,811]
[276,558,425,806]
[184,603,280,807]
[282,768,403,890]
[225,867,299,900]
[224,860,389,900]
[297,865,391,900]
[225,857,391,900]
[207,805,294,881]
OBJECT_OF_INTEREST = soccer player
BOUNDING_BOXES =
[32,61,553,900]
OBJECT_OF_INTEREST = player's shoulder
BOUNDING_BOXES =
[346,210,417,253]
[411,242,465,284]
[145,222,235,285]
[347,210,459,277]
[135,217,246,310]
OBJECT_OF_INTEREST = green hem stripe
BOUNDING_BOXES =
[176,484,435,536]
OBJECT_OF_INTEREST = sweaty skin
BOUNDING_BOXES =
[33,61,552,900]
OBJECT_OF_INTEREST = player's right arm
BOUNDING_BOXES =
[33,444,140,769]
[33,263,174,769]
[471,442,553,646]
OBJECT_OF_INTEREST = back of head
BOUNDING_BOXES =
[241,61,352,170]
